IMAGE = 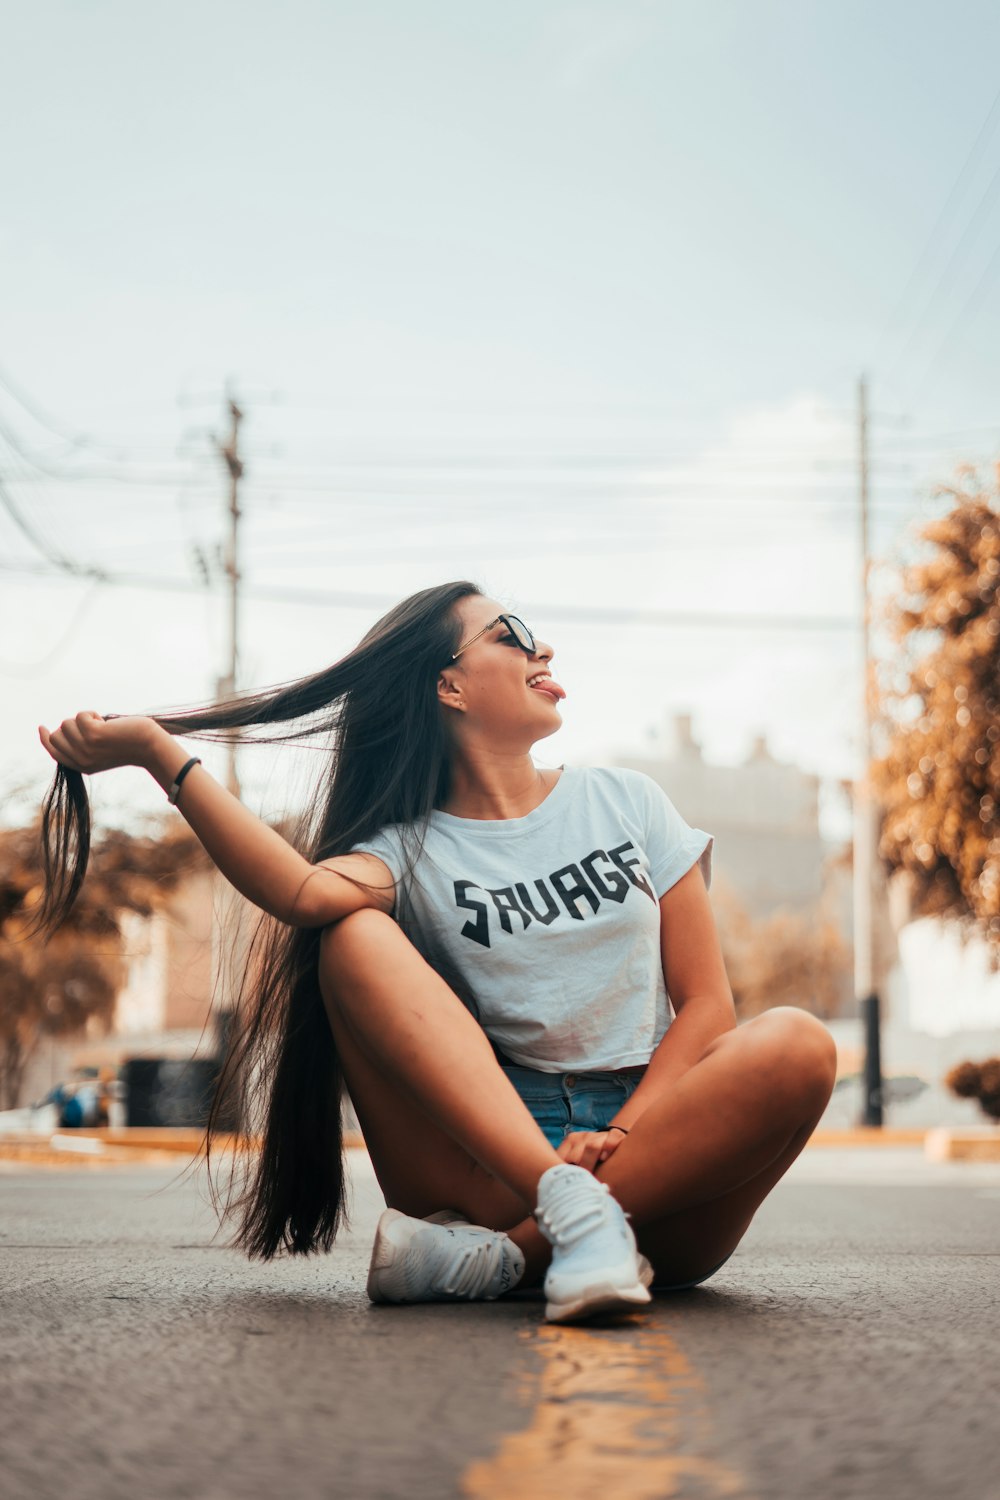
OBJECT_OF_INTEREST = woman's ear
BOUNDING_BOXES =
[437,670,465,714]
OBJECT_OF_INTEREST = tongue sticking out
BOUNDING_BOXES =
[530,679,566,701]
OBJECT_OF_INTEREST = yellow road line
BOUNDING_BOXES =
[462,1319,750,1500]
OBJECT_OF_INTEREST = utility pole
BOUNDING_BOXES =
[216,395,244,798]
[853,373,884,1126]
[211,391,246,1131]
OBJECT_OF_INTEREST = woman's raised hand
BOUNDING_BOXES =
[38,711,167,775]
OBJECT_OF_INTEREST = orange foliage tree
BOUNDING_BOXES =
[871,483,1000,962]
[0,822,207,1108]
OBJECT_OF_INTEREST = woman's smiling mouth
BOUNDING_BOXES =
[527,673,566,701]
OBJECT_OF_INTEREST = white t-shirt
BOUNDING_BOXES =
[350,765,714,1073]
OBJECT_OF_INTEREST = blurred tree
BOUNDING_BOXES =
[945,1057,1000,1123]
[871,483,1000,963]
[712,885,852,1020]
[0,823,207,1108]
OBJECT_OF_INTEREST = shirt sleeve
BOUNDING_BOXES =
[347,826,406,889]
[635,772,714,899]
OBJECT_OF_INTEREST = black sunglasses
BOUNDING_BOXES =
[451,614,536,660]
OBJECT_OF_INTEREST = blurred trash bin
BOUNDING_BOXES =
[123,1057,219,1128]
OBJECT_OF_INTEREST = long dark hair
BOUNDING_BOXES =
[39,580,482,1257]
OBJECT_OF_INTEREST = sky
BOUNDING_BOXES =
[3,0,1000,846]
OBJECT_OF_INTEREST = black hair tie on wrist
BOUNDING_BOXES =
[607,1125,629,1136]
[167,756,202,805]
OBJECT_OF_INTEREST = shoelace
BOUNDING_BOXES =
[432,1233,502,1297]
[535,1173,614,1249]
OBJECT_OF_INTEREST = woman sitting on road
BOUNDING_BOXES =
[38,581,837,1323]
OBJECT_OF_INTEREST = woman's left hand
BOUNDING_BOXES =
[557,1128,627,1173]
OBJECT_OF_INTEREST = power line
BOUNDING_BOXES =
[0,363,985,620]
[1,391,991,500]
[0,364,90,448]
[0,558,857,632]
[872,82,1000,385]
[0,372,217,485]
[0,410,107,483]
[0,578,102,677]
[200,476,921,504]
[0,477,107,579]
[906,232,1000,406]
[0,479,944,583]
[886,156,1000,398]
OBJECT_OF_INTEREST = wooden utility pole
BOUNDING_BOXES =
[853,373,884,1126]
[216,395,244,797]
[212,392,246,1130]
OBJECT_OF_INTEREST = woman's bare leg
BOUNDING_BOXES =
[319,909,559,1213]
[605,1008,837,1215]
[324,971,534,1231]
[632,1104,830,1286]
[502,1009,839,1284]
[321,914,837,1291]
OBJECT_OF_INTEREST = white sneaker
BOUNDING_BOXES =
[366,1208,526,1304]
[534,1163,652,1323]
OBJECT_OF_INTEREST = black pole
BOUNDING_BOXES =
[859,991,883,1126]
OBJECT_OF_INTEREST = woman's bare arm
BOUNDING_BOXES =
[605,863,736,1132]
[38,711,395,927]
[555,862,737,1171]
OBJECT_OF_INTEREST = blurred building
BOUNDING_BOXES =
[611,711,1000,1044]
[115,869,216,1036]
[18,869,221,1106]
[613,710,844,916]
[611,711,878,1018]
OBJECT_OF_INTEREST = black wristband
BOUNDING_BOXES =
[167,756,202,806]
[607,1125,629,1136]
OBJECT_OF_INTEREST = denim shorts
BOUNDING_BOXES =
[501,1059,733,1293]
[500,1060,645,1150]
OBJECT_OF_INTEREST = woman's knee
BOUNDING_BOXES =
[756,1006,838,1109]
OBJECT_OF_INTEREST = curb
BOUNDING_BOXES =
[68,1128,368,1153]
[4,1127,997,1165]
[925,1127,1000,1162]
[8,1126,928,1155]
[0,1127,367,1165]
[806,1129,927,1148]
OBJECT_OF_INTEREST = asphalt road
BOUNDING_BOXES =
[2,1147,999,1500]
